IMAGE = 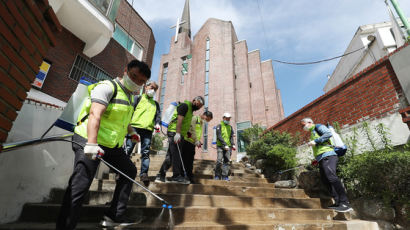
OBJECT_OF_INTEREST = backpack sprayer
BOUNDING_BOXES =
[160,102,190,182]
[272,124,347,175]
[2,77,172,209]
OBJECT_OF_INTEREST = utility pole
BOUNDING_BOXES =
[389,0,410,39]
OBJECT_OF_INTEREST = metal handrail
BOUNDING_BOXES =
[2,133,74,153]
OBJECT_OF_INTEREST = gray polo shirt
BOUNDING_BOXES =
[90,78,133,106]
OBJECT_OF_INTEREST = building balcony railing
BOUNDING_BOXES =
[49,0,121,57]
[88,0,120,22]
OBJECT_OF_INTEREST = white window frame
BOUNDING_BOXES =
[114,23,144,60]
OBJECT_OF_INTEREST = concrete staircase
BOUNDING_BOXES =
[0,154,379,229]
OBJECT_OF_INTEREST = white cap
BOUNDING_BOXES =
[223,112,231,118]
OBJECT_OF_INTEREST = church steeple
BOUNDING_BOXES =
[179,0,191,38]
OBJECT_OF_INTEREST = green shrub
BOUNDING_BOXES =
[241,124,264,145]
[340,150,410,206]
[246,130,298,171]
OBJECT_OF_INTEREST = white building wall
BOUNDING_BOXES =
[389,44,410,104]
[0,102,74,224]
[324,21,405,93]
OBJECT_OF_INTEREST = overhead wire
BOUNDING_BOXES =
[271,46,365,65]
[255,0,365,66]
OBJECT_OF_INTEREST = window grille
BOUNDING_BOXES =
[69,55,112,82]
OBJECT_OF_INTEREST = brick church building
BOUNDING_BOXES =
[156,0,284,160]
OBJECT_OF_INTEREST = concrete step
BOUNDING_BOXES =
[194,179,274,188]
[92,176,269,190]
[48,189,319,208]
[140,183,305,198]
[89,181,305,198]
[104,170,261,181]
[91,178,273,193]
[0,220,381,230]
[19,204,337,223]
[133,162,246,172]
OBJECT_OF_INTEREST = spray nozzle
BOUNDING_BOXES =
[162,201,172,209]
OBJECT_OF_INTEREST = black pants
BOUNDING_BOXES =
[56,134,137,230]
[319,155,349,205]
[158,132,185,178]
[182,141,195,181]
[215,146,231,177]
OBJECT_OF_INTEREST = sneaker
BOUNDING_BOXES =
[333,203,353,213]
[168,176,190,184]
[214,176,220,180]
[100,215,139,227]
[222,176,230,181]
[154,174,165,183]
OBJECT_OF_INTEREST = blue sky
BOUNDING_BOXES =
[131,0,410,117]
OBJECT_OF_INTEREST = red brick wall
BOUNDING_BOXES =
[41,27,84,102]
[40,0,156,102]
[116,0,155,67]
[267,56,407,144]
[0,0,59,152]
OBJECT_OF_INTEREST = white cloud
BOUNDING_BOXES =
[133,0,410,60]
[131,0,410,115]
[131,0,243,35]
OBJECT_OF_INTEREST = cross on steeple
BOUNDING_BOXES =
[169,0,191,42]
[170,18,186,43]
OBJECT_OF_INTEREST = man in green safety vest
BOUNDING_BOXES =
[56,60,151,230]
[183,111,213,183]
[124,81,161,184]
[214,113,236,181]
[155,96,204,184]
[301,117,353,213]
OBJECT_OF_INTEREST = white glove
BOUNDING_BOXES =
[232,145,236,151]
[195,141,202,148]
[308,140,316,146]
[84,143,104,160]
[174,133,181,143]
[130,131,140,143]
[224,145,230,151]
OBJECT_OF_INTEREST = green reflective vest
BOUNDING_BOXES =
[130,94,157,131]
[217,121,232,147]
[186,115,203,144]
[167,101,192,138]
[310,125,334,157]
[74,80,134,148]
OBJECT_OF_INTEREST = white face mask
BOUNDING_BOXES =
[223,120,230,125]
[146,89,155,98]
[303,124,311,131]
[123,74,143,92]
